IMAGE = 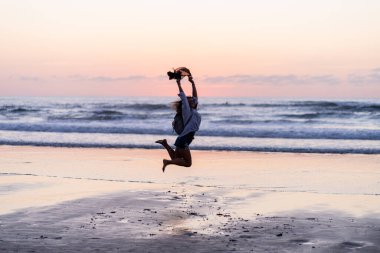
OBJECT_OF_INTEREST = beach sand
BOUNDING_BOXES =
[1,146,380,252]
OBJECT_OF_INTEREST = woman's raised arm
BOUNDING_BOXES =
[188,76,198,98]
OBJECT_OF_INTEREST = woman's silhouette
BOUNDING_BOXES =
[156,75,201,172]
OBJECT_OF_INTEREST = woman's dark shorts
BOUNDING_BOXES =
[174,132,195,149]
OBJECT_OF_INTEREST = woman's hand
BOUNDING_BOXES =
[188,76,194,84]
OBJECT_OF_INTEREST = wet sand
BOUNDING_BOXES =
[1,146,380,252]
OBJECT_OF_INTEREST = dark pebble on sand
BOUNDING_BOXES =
[341,241,365,249]
[183,232,197,237]
[276,233,283,237]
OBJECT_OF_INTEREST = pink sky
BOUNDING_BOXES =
[1,0,380,97]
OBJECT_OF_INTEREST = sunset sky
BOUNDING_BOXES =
[1,0,380,97]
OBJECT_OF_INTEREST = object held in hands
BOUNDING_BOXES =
[167,67,192,80]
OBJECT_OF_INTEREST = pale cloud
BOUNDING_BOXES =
[10,70,380,87]
[347,68,380,85]
[12,75,151,83]
[88,75,147,82]
[203,74,340,85]
[65,75,149,82]
[16,75,44,82]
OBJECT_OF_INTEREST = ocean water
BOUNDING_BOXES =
[0,96,379,154]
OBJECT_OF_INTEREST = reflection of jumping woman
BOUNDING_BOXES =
[156,76,201,172]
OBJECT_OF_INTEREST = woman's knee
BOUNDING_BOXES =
[184,160,192,167]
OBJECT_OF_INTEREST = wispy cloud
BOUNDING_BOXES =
[203,74,340,85]
[11,70,380,87]
[17,75,44,82]
[66,75,149,82]
[88,75,147,82]
[11,74,151,83]
[347,68,380,85]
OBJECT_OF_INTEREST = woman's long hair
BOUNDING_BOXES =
[171,100,182,114]
[171,97,193,114]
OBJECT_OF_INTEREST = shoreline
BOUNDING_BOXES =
[1,145,380,252]
[1,140,380,155]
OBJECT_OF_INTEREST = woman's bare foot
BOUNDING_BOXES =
[162,159,169,173]
[155,139,167,145]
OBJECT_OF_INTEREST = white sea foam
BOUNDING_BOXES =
[0,97,379,154]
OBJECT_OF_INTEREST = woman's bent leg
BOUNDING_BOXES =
[155,139,176,160]
[162,147,192,172]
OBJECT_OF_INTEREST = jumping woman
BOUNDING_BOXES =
[156,75,201,172]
